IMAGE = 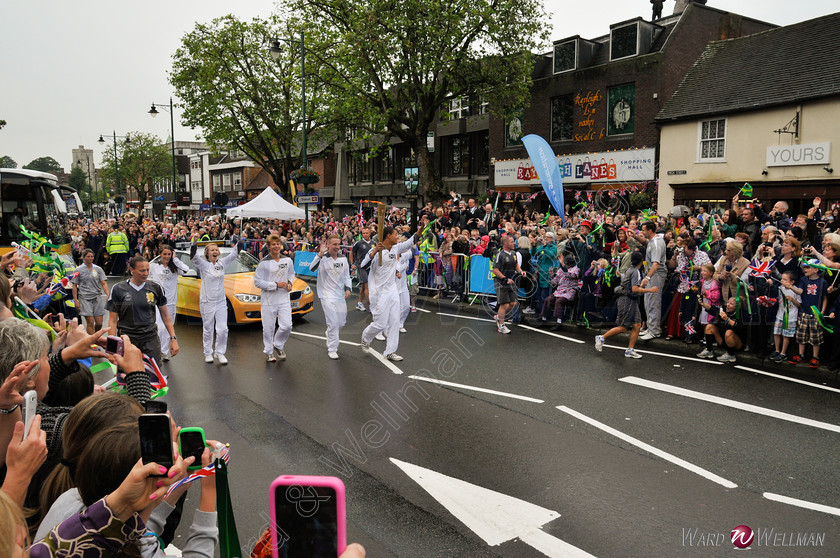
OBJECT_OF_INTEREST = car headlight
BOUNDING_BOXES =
[303,286,312,295]
[234,293,261,303]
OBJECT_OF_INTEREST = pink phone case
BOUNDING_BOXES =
[269,475,346,558]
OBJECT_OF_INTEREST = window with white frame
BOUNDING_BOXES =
[699,118,726,161]
[212,174,221,191]
[610,23,638,60]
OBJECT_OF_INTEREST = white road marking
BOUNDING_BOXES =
[517,324,586,344]
[290,331,360,346]
[414,307,432,313]
[734,365,840,394]
[557,405,738,489]
[763,492,840,517]
[604,344,723,365]
[390,458,596,557]
[619,376,840,433]
[369,348,404,375]
[437,312,496,323]
[407,375,545,403]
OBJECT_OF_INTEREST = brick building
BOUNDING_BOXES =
[489,3,774,210]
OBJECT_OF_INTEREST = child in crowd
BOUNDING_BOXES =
[595,251,659,358]
[695,264,722,358]
[788,260,827,367]
[770,270,801,362]
[540,252,580,324]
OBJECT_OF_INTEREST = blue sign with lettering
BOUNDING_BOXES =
[293,250,318,278]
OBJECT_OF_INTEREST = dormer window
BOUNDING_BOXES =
[610,23,638,60]
[553,41,576,74]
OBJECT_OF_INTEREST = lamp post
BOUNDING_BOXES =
[98,132,130,196]
[148,97,180,207]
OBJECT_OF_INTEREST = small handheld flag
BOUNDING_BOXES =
[739,183,753,198]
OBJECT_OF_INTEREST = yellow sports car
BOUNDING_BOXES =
[153,247,314,324]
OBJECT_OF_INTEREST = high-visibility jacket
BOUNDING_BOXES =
[106,231,129,254]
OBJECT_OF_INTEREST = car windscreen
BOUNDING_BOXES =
[175,249,259,274]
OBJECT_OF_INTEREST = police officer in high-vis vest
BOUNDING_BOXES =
[106,223,130,276]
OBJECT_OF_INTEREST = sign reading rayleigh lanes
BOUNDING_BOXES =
[494,147,655,186]
[766,142,831,167]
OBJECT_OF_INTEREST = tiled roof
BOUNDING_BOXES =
[657,11,840,121]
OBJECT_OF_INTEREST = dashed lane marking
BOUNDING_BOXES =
[408,375,545,403]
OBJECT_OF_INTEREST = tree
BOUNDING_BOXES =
[23,156,62,174]
[0,155,16,168]
[99,132,171,211]
[68,166,89,201]
[171,13,330,198]
[295,0,549,198]
[0,120,6,131]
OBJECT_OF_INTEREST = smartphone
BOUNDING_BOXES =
[22,390,37,441]
[104,335,124,356]
[270,475,346,558]
[138,414,173,472]
[178,427,207,472]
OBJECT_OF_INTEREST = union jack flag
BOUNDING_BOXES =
[685,320,696,335]
[748,259,775,277]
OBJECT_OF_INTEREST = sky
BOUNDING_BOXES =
[1,0,837,171]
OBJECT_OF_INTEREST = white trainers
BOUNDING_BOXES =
[625,348,643,359]
[386,353,404,361]
[328,351,339,360]
[595,335,604,352]
[639,331,658,340]
[361,339,370,353]
[523,307,535,315]
[276,349,286,361]
[266,353,276,363]
[375,332,386,341]
[696,348,715,359]
[500,325,511,334]
[216,354,228,365]
[162,353,171,362]
[717,352,736,363]
[205,354,214,363]
[399,327,407,333]
[356,302,365,311]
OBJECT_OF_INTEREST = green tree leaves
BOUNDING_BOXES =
[99,132,171,210]
[23,156,62,173]
[0,155,17,168]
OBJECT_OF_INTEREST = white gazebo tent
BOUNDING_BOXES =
[226,187,305,220]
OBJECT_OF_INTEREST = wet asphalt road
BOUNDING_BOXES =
[138,288,840,557]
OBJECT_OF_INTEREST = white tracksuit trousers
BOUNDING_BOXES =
[321,298,347,352]
[156,302,177,356]
[362,289,401,354]
[200,301,228,356]
[262,304,292,354]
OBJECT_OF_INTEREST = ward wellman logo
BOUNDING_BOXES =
[731,525,754,549]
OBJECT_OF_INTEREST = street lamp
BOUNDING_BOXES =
[269,34,307,170]
[98,132,130,196]
[148,97,179,198]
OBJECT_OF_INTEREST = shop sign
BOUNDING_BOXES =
[766,142,830,167]
[494,148,655,186]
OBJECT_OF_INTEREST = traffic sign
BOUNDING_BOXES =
[295,195,320,204]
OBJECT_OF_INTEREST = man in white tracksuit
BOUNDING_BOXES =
[190,239,242,364]
[309,235,352,360]
[149,244,190,361]
[360,225,420,361]
[254,234,295,362]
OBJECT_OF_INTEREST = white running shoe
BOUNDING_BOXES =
[361,339,370,353]
[595,335,604,352]
[276,349,286,361]
[625,348,643,359]
[696,348,715,359]
[356,302,365,311]
[717,352,736,363]
[162,353,171,362]
[375,332,386,341]
[266,353,276,362]
[399,327,407,333]
[500,325,511,334]
[205,354,214,363]
[216,354,228,365]
[386,353,404,361]
[328,351,339,360]
[522,307,535,315]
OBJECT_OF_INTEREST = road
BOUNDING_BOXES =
[149,292,840,557]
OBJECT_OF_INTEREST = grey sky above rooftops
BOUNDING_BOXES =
[0,0,837,169]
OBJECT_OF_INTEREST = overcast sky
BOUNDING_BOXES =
[1,0,837,171]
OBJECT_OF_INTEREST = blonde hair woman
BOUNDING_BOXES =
[714,240,750,302]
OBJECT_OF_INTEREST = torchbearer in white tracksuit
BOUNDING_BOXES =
[360,224,421,361]
[190,238,243,364]
[254,234,295,363]
[149,244,190,362]
[309,235,352,360]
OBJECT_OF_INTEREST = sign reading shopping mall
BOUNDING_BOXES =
[766,142,831,167]
[494,147,654,187]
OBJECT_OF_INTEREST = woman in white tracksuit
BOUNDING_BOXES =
[309,235,352,360]
[190,239,242,364]
[149,244,190,361]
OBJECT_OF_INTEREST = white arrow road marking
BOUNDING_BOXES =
[557,406,738,489]
[763,492,840,516]
[390,458,597,558]
[516,324,586,344]
[734,365,840,394]
[619,376,840,433]
[290,331,360,346]
[407,375,545,403]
